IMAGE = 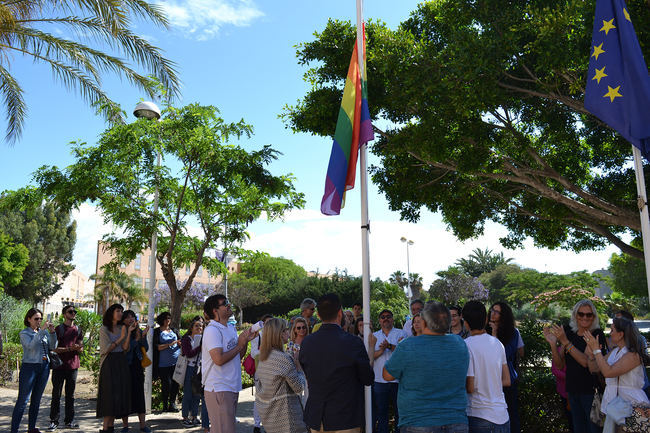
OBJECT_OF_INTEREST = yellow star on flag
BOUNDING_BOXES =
[623,8,631,22]
[592,66,607,84]
[603,85,622,102]
[600,18,616,35]
[591,43,605,60]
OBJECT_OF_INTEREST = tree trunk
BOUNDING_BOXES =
[168,281,186,330]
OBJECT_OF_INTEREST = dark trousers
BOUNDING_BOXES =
[567,392,602,433]
[158,365,179,410]
[373,382,399,433]
[503,384,520,433]
[50,368,78,425]
[11,361,50,433]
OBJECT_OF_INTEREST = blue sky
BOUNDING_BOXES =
[1,0,617,288]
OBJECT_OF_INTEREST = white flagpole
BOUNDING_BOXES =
[631,145,650,299]
[355,1,372,432]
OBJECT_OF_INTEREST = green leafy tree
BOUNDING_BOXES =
[0,231,29,289]
[608,238,646,297]
[217,273,268,326]
[456,248,513,278]
[0,0,180,142]
[284,1,650,260]
[429,268,489,306]
[0,194,76,304]
[36,103,304,328]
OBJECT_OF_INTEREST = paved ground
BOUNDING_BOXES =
[0,369,257,433]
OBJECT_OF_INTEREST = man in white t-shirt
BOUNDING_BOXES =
[372,309,408,433]
[202,294,257,433]
[462,301,511,433]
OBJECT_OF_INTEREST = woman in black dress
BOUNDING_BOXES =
[97,304,134,432]
[120,310,151,433]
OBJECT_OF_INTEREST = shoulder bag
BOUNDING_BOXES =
[173,352,188,385]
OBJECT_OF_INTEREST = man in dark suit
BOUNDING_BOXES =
[299,293,374,433]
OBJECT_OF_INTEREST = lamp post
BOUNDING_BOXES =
[400,237,414,305]
[133,101,161,414]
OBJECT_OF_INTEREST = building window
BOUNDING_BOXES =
[145,278,150,289]
[134,254,142,270]
[120,262,126,269]
[197,266,203,277]
[185,265,190,275]
[132,276,142,287]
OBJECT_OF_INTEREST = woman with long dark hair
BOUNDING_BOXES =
[119,310,151,433]
[180,317,203,427]
[97,303,133,432]
[489,302,524,433]
[552,299,608,433]
[585,317,650,429]
[155,311,180,412]
[11,308,57,433]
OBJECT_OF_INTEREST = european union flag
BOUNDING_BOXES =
[584,0,650,159]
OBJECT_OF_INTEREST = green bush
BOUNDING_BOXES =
[180,310,204,329]
[0,342,22,385]
[519,367,570,433]
[519,319,549,369]
[0,293,32,343]
[74,310,103,382]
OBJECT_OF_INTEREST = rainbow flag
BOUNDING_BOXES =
[321,29,374,216]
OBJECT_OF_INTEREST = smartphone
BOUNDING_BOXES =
[47,313,53,322]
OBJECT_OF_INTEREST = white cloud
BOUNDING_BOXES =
[157,0,264,40]
[71,204,114,279]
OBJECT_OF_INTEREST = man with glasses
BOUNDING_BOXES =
[372,309,407,433]
[48,305,83,430]
[291,298,319,332]
[202,294,257,433]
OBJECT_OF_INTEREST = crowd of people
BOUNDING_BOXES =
[8,295,650,433]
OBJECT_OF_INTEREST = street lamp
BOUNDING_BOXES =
[400,237,414,305]
[134,101,161,414]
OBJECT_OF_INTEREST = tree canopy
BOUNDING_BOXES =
[0,194,76,303]
[36,103,304,328]
[283,0,650,260]
[0,0,180,142]
[0,231,29,289]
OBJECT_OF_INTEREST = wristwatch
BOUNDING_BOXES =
[593,349,602,355]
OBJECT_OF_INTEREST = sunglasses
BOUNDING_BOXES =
[218,301,231,308]
[67,309,77,315]
[379,315,392,320]
[577,312,594,318]
[33,317,43,321]
[295,326,306,330]
[490,309,501,314]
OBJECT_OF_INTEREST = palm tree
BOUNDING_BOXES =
[118,276,147,310]
[90,268,130,313]
[0,0,180,142]
[456,248,514,277]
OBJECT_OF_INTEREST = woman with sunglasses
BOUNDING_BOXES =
[552,299,608,433]
[255,318,308,433]
[288,317,309,359]
[584,317,649,430]
[11,308,57,433]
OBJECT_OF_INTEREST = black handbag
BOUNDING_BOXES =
[49,351,63,369]
[191,370,203,396]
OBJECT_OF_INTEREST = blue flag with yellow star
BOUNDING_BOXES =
[584,0,650,158]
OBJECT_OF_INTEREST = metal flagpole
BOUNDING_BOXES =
[355,1,372,432]
[631,145,650,299]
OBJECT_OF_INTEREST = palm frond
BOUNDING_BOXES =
[0,63,25,143]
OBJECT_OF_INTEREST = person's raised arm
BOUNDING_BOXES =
[544,327,565,369]
[209,328,255,366]
[585,334,640,378]
[466,376,475,394]
[554,325,589,368]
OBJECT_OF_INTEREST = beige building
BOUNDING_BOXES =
[41,268,94,319]
[95,241,240,309]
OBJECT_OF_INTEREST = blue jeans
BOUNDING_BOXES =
[182,365,200,418]
[568,392,602,433]
[11,361,50,433]
[401,424,468,433]
[201,395,209,429]
[373,382,399,433]
[468,417,510,433]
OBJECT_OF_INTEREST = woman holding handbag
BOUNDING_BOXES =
[585,317,649,431]
[156,312,181,412]
[180,317,204,427]
[119,310,151,433]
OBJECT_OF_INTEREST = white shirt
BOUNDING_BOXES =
[373,327,408,384]
[465,333,509,425]
[402,319,413,337]
[187,334,202,367]
[202,320,241,393]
